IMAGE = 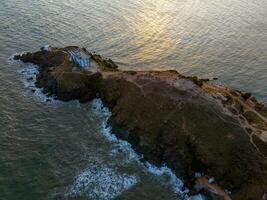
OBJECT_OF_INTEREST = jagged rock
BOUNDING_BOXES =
[15,46,267,200]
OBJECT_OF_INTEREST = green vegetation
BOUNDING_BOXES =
[91,54,119,71]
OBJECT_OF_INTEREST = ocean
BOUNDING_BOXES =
[1,0,267,199]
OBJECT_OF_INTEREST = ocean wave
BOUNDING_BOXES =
[65,163,138,200]
[9,53,80,107]
[10,56,191,199]
[89,98,190,200]
[144,162,189,197]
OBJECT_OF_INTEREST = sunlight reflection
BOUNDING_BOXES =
[128,0,181,66]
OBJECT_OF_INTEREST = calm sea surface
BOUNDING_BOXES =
[1,0,267,199]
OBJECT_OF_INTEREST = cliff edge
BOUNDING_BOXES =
[15,46,267,200]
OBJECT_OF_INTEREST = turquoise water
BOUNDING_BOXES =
[1,0,267,199]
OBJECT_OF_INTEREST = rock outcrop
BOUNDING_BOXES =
[15,46,267,200]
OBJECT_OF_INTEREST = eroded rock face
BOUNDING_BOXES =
[101,71,267,200]
[15,47,267,200]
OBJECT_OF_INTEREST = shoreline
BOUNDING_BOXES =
[14,46,267,200]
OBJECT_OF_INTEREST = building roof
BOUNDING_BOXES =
[70,48,90,69]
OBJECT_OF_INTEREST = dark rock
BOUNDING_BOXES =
[241,92,251,100]
[16,46,267,200]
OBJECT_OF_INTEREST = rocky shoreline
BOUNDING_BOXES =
[15,46,267,200]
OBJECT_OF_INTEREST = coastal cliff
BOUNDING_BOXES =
[15,46,267,200]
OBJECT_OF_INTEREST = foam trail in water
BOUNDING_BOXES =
[89,99,191,200]
[9,53,80,107]
[65,164,138,200]
[10,54,191,199]
[144,162,189,197]
[90,99,141,163]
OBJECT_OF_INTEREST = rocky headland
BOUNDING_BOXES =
[15,46,267,200]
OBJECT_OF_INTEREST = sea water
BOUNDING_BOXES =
[1,0,267,199]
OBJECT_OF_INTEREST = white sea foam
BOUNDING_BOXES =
[18,64,61,104]
[90,99,141,163]
[90,98,112,118]
[10,54,191,199]
[89,99,191,200]
[9,53,80,107]
[66,164,138,200]
[145,162,189,198]
[8,52,28,65]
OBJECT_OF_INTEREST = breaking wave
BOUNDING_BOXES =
[9,53,80,107]
[87,99,191,200]
[11,56,192,200]
[65,164,138,200]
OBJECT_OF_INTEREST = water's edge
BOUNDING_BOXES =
[9,54,203,200]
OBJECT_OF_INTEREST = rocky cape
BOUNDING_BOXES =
[15,46,267,200]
